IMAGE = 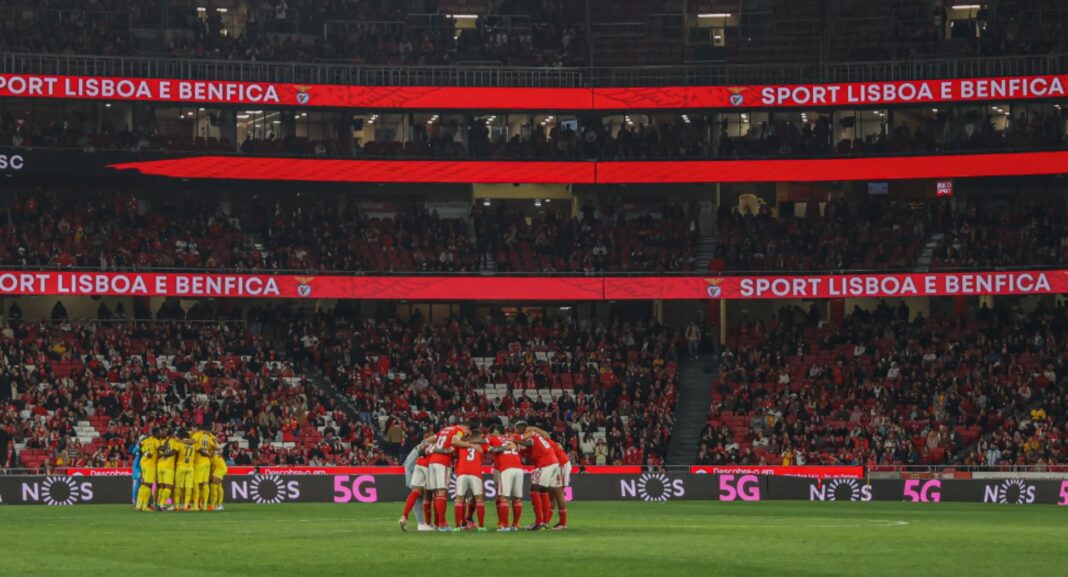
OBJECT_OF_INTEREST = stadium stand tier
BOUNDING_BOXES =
[697,301,1068,468]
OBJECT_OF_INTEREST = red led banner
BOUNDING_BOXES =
[594,74,1068,109]
[0,270,1062,300]
[109,151,1068,183]
[110,157,596,184]
[1,73,1065,110]
[0,74,592,110]
[603,270,1065,299]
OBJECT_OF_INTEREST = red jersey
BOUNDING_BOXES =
[427,425,466,466]
[527,433,559,468]
[416,451,430,467]
[488,435,523,471]
[454,444,485,477]
[551,440,570,465]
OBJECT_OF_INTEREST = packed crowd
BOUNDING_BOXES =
[933,202,1068,270]
[6,186,1067,277]
[476,204,699,273]
[0,316,396,471]
[0,190,263,270]
[697,300,1068,468]
[0,0,586,67]
[0,306,682,471]
[254,201,478,272]
[2,0,1066,66]
[0,190,478,273]
[713,198,941,272]
[288,308,680,468]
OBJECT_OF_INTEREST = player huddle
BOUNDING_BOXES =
[133,425,228,512]
[399,420,570,532]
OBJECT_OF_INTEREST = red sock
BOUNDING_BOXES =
[402,491,420,519]
[512,500,522,527]
[454,501,465,528]
[422,497,432,525]
[532,493,544,524]
[496,500,508,528]
[543,495,554,525]
[476,502,485,528]
[559,508,568,527]
[434,495,447,527]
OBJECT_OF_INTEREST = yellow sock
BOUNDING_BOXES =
[213,484,224,507]
[183,488,193,510]
[191,484,200,509]
[201,485,210,509]
[137,485,151,509]
[157,488,168,507]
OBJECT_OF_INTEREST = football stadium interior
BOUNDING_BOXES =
[0,1,1067,576]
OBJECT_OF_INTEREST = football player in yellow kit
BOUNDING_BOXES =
[174,428,198,511]
[191,426,215,511]
[209,430,228,512]
[135,428,163,511]
[155,426,178,511]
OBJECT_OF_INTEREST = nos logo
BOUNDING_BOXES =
[983,479,1036,505]
[21,477,94,505]
[232,475,301,504]
[809,478,873,502]
[621,474,685,502]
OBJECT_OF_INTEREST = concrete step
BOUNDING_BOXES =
[665,354,717,466]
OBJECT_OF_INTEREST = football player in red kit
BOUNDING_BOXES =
[452,432,487,531]
[426,422,470,531]
[524,426,570,529]
[514,421,560,530]
[487,424,525,531]
[399,434,437,532]
[549,436,571,529]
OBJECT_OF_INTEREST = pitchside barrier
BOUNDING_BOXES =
[3,474,1068,506]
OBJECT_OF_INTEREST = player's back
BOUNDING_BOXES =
[428,425,464,466]
[488,435,523,470]
[455,444,484,477]
[139,436,160,468]
[528,433,559,467]
[158,438,179,467]
[193,431,215,464]
[176,438,197,470]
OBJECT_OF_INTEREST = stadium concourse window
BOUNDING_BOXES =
[1,100,1064,160]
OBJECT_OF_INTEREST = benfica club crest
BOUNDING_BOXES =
[704,278,724,298]
[295,277,315,297]
[295,85,312,105]
[727,87,745,107]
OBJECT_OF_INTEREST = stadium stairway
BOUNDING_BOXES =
[301,363,360,422]
[694,236,718,271]
[665,353,718,466]
[915,232,944,271]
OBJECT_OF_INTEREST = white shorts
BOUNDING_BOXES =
[428,463,451,491]
[456,474,483,497]
[531,463,562,488]
[499,468,524,499]
[560,462,572,487]
[411,464,429,488]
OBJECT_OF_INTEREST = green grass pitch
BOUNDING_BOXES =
[1,501,1065,577]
